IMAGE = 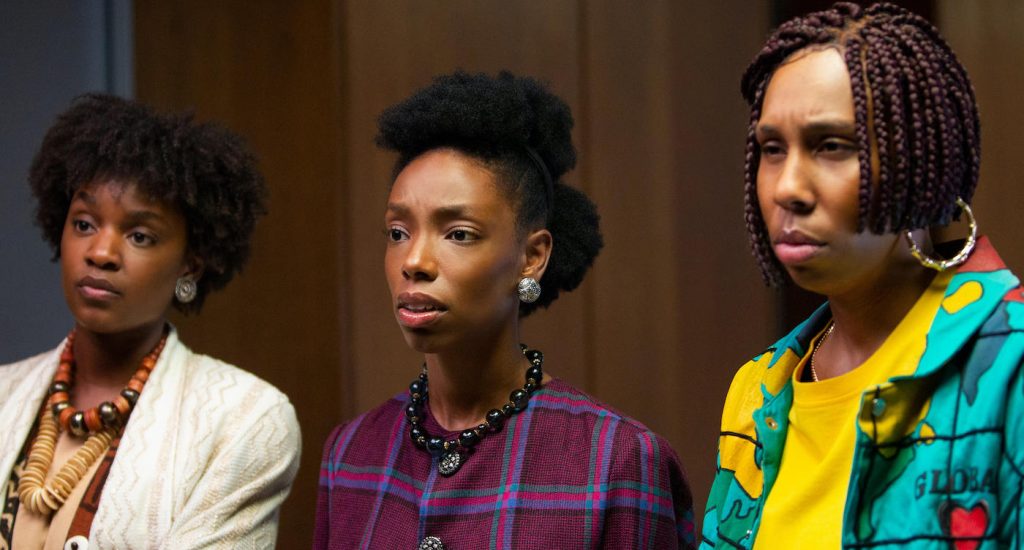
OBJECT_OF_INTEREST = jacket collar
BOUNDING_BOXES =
[910,236,1019,378]
[765,236,1018,384]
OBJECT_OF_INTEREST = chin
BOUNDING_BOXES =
[72,309,162,337]
[401,324,479,355]
[400,328,442,354]
[783,266,832,296]
[72,316,127,336]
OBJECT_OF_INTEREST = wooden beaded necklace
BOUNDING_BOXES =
[17,327,167,515]
[49,329,166,437]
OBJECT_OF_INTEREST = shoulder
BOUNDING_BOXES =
[0,345,61,410]
[534,379,649,430]
[160,336,300,449]
[720,306,829,420]
[321,395,405,461]
[0,345,60,379]
[536,380,683,468]
[539,381,695,540]
[173,341,294,412]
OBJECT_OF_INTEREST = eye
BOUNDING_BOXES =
[387,227,409,242]
[446,228,479,242]
[128,231,156,246]
[759,141,785,159]
[71,219,94,233]
[818,138,857,158]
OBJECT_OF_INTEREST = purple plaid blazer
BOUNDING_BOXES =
[314,379,695,549]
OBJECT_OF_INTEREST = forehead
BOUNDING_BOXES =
[71,180,182,219]
[387,149,512,217]
[760,48,855,124]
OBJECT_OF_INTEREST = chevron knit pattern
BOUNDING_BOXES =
[0,329,301,549]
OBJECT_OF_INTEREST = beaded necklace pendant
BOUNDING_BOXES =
[406,345,544,476]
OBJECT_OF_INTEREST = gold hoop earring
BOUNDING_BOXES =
[903,198,977,272]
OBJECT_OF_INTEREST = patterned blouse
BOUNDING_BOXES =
[314,378,695,549]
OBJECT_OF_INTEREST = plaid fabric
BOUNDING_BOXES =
[315,379,695,549]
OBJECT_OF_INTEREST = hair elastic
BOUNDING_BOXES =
[523,146,555,216]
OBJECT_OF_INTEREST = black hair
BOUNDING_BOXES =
[29,93,268,312]
[741,2,980,285]
[377,71,603,316]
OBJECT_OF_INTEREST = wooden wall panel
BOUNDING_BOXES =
[135,1,345,546]
[938,1,1024,273]
[582,0,773,519]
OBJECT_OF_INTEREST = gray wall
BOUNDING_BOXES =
[0,1,132,362]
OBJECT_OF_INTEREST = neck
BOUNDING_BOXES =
[71,320,167,406]
[424,325,527,431]
[818,257,934,379]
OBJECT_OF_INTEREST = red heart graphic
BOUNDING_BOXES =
[945,502,988,550]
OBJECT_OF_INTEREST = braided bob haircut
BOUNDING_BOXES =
[377,71,603,316]
[30,94,268,313]
[741,2,981,285]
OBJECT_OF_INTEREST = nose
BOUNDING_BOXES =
[84,229,122,271]
[401,235,437,281]
[773,151,815,215]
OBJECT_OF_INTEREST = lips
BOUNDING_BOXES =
[77,276,121,301]
[773,230,825,265]
[396,292,448,329]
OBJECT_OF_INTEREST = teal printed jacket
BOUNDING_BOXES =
[702,237,1024,549]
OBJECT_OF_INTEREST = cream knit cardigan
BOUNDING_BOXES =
[0,328,301,548]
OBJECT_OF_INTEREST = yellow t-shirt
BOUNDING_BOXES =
[754,271,952,549]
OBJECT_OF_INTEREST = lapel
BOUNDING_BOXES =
[90,327,190,544]
[904,236,1018,380]
[0,344,62,510]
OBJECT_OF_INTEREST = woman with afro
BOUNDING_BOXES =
[314,71,695,549]
[703,3,1024,548]
[0,94,300,548]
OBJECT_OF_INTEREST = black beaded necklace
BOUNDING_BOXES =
[406,345,544,476]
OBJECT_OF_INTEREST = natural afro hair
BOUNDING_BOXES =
[741,2,980,285]
[29,93,268,313]
[377,71,603,316]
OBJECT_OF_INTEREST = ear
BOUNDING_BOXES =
[520,229,552,281]
[180,254,206,282]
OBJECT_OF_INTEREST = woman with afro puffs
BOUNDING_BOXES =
[314,71,695,549]
[703,3,1024,548]
[0,94,300,548]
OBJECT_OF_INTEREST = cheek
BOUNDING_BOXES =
[384,249,402,289]
[145,259,186,297]
[457,252,517,302]
[847,231,899,261]
[755,174,776,222]
[825,175,863,232]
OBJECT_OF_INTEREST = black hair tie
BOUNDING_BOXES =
[524,146,555,217]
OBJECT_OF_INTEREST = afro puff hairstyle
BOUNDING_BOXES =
[29,93,267,313]
[377,71,603,316]
[741,2,980,285]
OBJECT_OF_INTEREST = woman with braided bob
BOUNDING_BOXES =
[314,71,695,549]
[0,94,300,547]
[702,2,1024,548]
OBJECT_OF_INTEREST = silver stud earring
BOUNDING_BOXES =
[175,277,197,303]
[517,277,541,304]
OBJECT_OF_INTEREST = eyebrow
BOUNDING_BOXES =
[74,190,97,205]
[123,210,166,225]
[70,191,168,225]
[757,120,857,137]
[386,203,478,222]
